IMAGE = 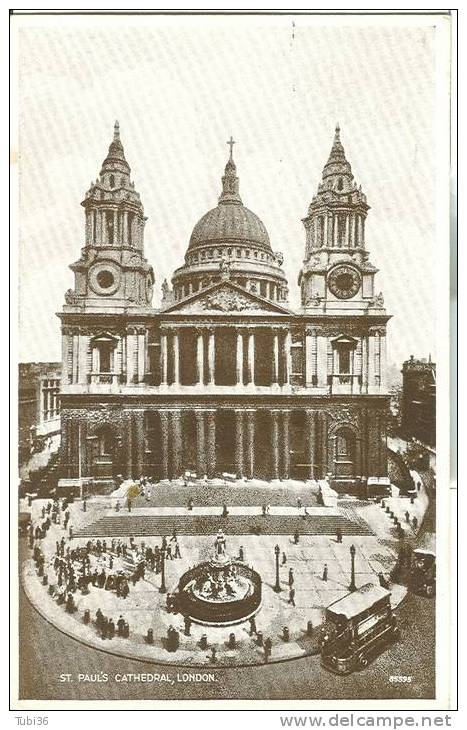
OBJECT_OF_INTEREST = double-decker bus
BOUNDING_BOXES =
[321,583,399,674]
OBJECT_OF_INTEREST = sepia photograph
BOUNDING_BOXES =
[11,10,454,710]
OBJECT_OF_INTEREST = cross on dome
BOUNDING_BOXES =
[227,136,236,158]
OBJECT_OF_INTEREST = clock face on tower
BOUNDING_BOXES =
[88,262,121,296]
[328,265,361,299]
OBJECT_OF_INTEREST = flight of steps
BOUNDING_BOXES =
[132,484,319,509]
[75,513,374,539]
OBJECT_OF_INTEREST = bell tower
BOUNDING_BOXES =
[65,121,155,312]
[299,125,382,315]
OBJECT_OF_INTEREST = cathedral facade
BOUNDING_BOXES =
[58,123,390,490]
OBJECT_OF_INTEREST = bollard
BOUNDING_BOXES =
[83,609,90,624]
[200,634,208,650]
[146,628,154,645]
[307,620,313,636]
[256,631,264,646]
[282,626,290,642]
[228,632,236,650]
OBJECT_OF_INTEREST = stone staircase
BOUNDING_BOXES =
[75,513,374,539]
[132,484,319,509]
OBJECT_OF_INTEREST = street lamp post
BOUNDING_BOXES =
[349,544,356,592]
[274,544,281,593]
[159,536,167,594]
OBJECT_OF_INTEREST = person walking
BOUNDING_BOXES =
[282,551,287,566]
[288,568,294,588]
[322,563,328,582]
[288,587,296,607]
[336,527,343,543]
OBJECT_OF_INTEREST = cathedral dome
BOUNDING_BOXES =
[169,140,289,305]
[189,203,271,252]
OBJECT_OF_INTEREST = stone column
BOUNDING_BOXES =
[246,410,255,479]
[284,329,292,385]
[196,329,204,384]
[160,411,169,480]
[113,209,118,244]
[134,411,145,477]
[272,331,279,385]
[171,330,180,386]
[323,212,328,246]
[78,333,89,384]
[306,409,316,480]
[160,330,168,385]
[137,329,146,383]
[380,331,387,391]
[206,410,216,478]
[345,213,350,247]
[195,411,206,476]
[368,332,376,388]
[101,210,107,246]
[271,410,280,479]
[236,331,244,385]
[305,327,314,388]
[247,331,255,384]
[282,410,291,479]
[123,211,128,246]
[235,410,244,478]
[333,215,338,247]
[95,208,102,246]
[125,416,133,479]
[361,335,368,392]
[320,412,328,478]
[172,410,182,477]
[207,329,215,385]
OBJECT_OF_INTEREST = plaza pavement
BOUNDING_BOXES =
[19,475,431,667]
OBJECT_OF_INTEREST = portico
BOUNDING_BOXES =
[158,323,291,388]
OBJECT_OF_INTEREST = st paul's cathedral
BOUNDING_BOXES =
[58,123,391,491]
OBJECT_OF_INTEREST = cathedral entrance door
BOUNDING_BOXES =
[332,427,356,478]
[91,426,115,478]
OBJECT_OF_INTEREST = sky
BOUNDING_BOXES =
[14,14,450,371]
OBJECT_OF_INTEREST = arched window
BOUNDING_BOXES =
[337,177,343,191]
[109,174,115,188]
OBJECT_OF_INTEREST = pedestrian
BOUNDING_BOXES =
[405,510,410,523]
[222,503,229,518]
[412,516,418,531]
[336,527,343,543]
[108,619,115,639]
[264,637,272,662]
[249,616,257,635]
[417,480,422,491]
[293,530,299,545]
[82,498,87,512]
[288,587,296,607]
[184,615,192,636]
[288,568,294,587]
[261,504,266,517]
[297,498,302,510]
[322,563,328,582]
[238,545,244,562]
[117,615,125,636]
[282,551,287,565]
[188,497,194,511]
[174,540,181,559]
[266,504,271,515]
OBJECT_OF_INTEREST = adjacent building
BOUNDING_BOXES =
[57,123,391,491]
[401,355,436,448]
[18,362,61,465]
